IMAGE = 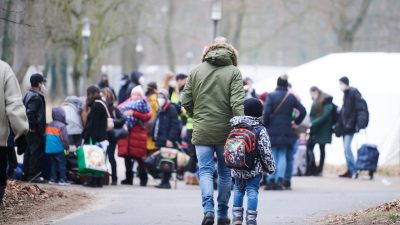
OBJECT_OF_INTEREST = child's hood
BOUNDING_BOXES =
[52,107,67,124]
[230,116,261,127]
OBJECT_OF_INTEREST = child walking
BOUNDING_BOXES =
[45,107,70,185]
[228,98,275,225]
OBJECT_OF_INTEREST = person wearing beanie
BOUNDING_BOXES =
[229,98,275,225]
[277,74,289,88]
[336,76,368,178]
[118,74,130,104]
[153,89,181,189]
[263,75,306,191]
[0,60,29,206]
[182,37,244,225]
[23,73,47,183]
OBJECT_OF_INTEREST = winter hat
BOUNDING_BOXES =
[244,98,263,118]
[339,76,349,86]
[158,89,170,99]
[277,74,289,88]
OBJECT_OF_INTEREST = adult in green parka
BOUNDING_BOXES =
[182,38,244,225]
[307,86,334,176]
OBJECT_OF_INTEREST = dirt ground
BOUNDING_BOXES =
[319,200,400,225]
[0,181,91,225]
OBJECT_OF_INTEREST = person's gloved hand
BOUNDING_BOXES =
[15,135,27,155]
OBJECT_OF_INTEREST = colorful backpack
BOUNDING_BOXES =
[224,125,260,171]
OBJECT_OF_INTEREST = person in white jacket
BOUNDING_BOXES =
[0,60,29,206]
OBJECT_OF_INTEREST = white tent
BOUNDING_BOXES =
[254,53,400,166]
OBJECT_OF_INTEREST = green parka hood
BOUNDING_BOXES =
[202,43,239,67]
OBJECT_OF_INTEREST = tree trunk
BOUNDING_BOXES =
[71,53,81,96]
[164,0,176,72]
[1,0,14,65]
[232,0,246,51]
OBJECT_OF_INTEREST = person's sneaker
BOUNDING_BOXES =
[201,212,215,225]
[339,171,352,178]
[48,180,57,185]
[217,217,231,225]
[58,180,70,186]
[155,183,171,189]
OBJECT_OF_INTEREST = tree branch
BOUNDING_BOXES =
[0,17,34,27]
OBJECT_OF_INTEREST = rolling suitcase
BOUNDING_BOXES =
[355,144,379,180]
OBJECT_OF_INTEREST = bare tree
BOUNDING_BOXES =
[317,0,373,51]
[164,0,176,72]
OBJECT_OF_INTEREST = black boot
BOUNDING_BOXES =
[121,171,133,185]
[283,180,291,190]
[155,172,171,189]
[137,168,148,187]
[139,173,148,187]
[111,176,118,186]
[275,178,283,191]
[0,186,5,206]
[264,179,275,190]
[339,170,352,178]
[201,212,215,225]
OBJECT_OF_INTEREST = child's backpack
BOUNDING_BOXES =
[224,125,260,171]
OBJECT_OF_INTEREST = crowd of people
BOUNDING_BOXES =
[0,36,369,224]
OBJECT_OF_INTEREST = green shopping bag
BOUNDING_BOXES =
[76,139,107,174]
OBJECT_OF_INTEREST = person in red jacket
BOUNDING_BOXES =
[117,87,152,186]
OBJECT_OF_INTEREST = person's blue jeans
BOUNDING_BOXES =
[343,134,356,174]
[267,147,287,183]
[196,145,231,218]
[50,152,67,182]
[284,140,298,182]
[233,174,262,211]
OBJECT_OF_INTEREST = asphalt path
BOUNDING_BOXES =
[46,174,400,225]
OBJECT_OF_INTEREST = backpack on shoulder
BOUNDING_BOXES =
[356,96,369,131]
[224,125,260,171]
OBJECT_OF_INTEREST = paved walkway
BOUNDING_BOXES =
[45,174,400,225]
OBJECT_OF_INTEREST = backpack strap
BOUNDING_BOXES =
[273,92,289,114]
[95,100,111,118]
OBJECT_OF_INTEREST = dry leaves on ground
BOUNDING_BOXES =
[1,180,91,225]
[320,200,400,225]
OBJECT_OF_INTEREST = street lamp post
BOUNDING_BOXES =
[135,39,144,69]
[211,0,222,39]
[80,18,91,96]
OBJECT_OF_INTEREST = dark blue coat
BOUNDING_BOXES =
[153,102,181,148]
[263,87,306,149]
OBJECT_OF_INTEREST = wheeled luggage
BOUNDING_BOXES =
[355,144,379,180]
